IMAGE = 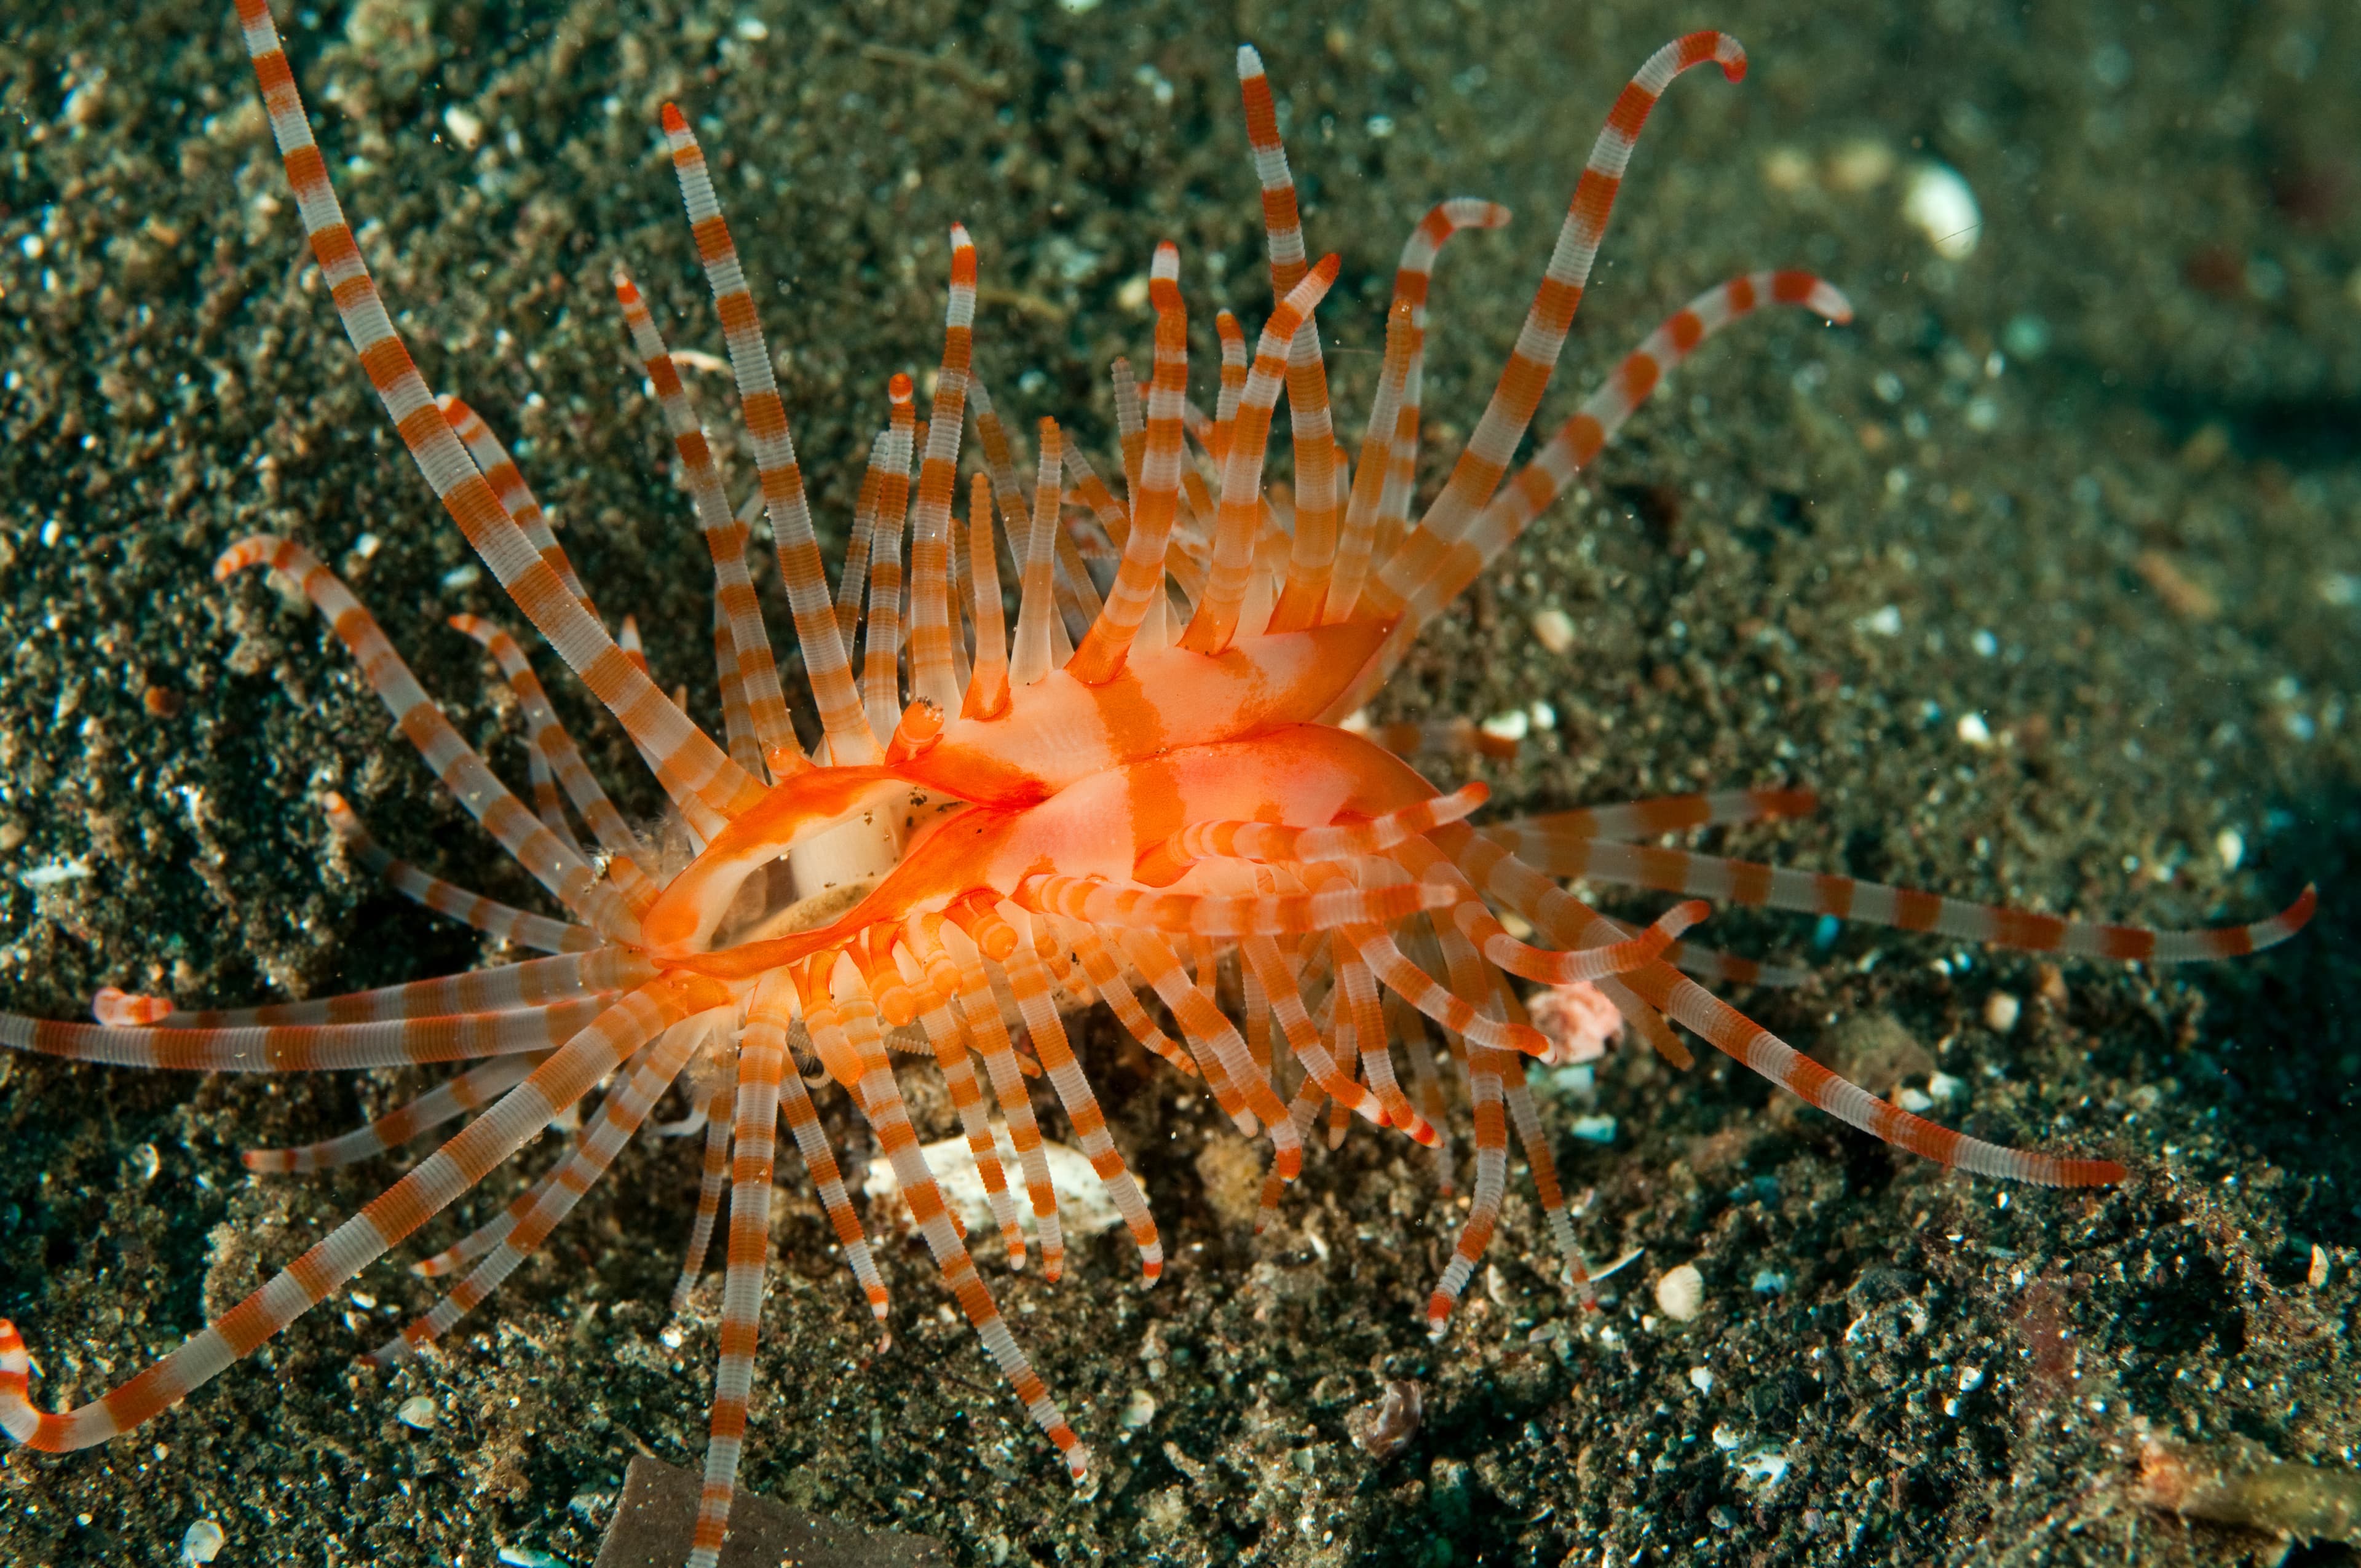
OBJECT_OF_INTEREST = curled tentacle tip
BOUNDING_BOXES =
[658,101,689,136]
[1064,1444,1094,1480]
[1140,1262,1164,1285]
[1235,43,1263,76]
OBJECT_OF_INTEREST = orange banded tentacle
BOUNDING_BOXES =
[1386,988,1457,1195]
[1492,1026,1596,1309]
[927,920,1066,1280]
[444,616,662,892]
[235,1,757,834]
[1010,418,1063,687]
[907,227,978,716]
[863,375,919,740]
[1364,32,1749,630]
[611,269,804,778]
[770,1000,892,1321]
[710,594,764,777]
[521,735,585,857]
[241,1051,546,1173]
[1115,929,1302,1179]
[0,997,614,1074]
[1070,243,1187,683]
[902,956,1028,1272]
[1237,935,1385,1129]
[670,1079,737,1315]
[437,393,593,614]
[1056,921,1200,1081]
[0,977,705,1451]
[657,103,875,769]
[1014,873,1449,936]
[992,913,1163,1282]
[135,947,651,1031]
[1139,783,1489,883]
[319,792,599,956]
[836,430,890,660]
[684,972,794,1567]
[1179,253,1342,655]
[1427,1039,1514,1337]
[217,538,632,938]
[962,470,1013,721]
[1334,945,1429,1147]
[370,1009,710,1363]
[1512,786,1820,843]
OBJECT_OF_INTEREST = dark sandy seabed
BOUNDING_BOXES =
[1,0,2357,1562]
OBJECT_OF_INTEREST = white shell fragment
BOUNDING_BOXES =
[396,1395,438,1430]
[1903,162,1982,259]
[862,1129,1122,1240]
[1655,1263,1706,1322]
[181,1521,227,1565]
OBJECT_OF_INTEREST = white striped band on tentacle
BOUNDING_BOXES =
[862,376,918,739]
[1056,920,1201,1082]
[610,269,804,777]
[370,1009,711,1363]
[927,921,1067,1279]
[814,957,1091,1484]
[242,1051,547,1173]
[962,471,1012,720]
[1110,355,1146,507]
[657,104,876,769]
[906,228,977,716]
[0,996,615,1074]
[1328,199,1511,624]
[1234,46,1342,635]
[1114,928,1303,1177]
[994,917,1163,1282]
[234,2,757,835]
[682,972,790,1567]
[0,978,708,1451]
[1365,30,1748,632]
[1008,418,1062,686]
[1069,244,1186,683]
[435,393,594,614]
[1390,272,1854,649]
[1179,255,1340,656]
[216,537,632,938]
[135,948,651,1030]
[669,1079,737,1315]
[1441,826,2132,1187]
[1236,934,1386,1129]
[319,791,598,956]
[446,615,662,893]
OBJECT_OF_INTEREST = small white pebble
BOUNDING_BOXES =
[1688,1366,1715,1395]
[1955,713,1993,747]
[397,1395,438,1430]
[441,563,483,592]
[1927,1071,1964,1100]
[1957,1364,1985,1392]
[1479,709,1529,742]
[1655,1263,1705,1323]
[352,531,382,559]
[2311,1245,2331,1289]
[1114,273,1150,312]
[1902,162,1982,259]
[1120,1387,1158,1429]
[1983,991,2021,1034]
[1531,607,1576,654]
[441,105,485,151]
[1858,603,1902,636]
[732,15,769,39]
[1896,1085,1934,1114]
[181,1521,226,1565]
[1710,1422,1742,1451]
[2215,827,2245,870]
[1737,1449,1790,1488]
[1750,1269,1789,1296]
[497,1550,564,1568]
[1527,700,1557,731]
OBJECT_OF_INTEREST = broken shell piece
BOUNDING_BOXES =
[1903,162,1982,259]
[1345,1380,1424,1462]
[1655,1263,1706,1323]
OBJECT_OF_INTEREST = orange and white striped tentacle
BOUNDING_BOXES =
[215,538,633,940]
[234,4,758,836]
[436,394,594,614]
[1442,828,2129,1186]
[445,616,662,889]
[319,792,599,956]
[1327,199,1511,623]
[767,988,892,1322]
[900,952,1028,1271]
[1490,826,2316,965]
[863,375,919,738]
[1390,272,1853,646]
[681,973,794,1567]
[1069,244,1187,683]
[1211,310,1248,464]
[656,103,876,768]
[906,227,977,716]
[1008,417,1063,686]
[1387,988,1457,1195]
[1516,785,1820,843]
[813,958,1093,1479]
[835,432,889,657]
[1332,944,1430,1147]
[1340,921,1547,1058]
[370,1009,711,1364]
[1110,356,1147,507]
[961,470,1013,720]
[1234,46,1343,635]
[521,735,585,856]
[0,978,708,1451]
[708,595,764,776]
[140,947,649,1030]
[670,1080,737,1314]
[610,269,804,778]
[1179,254,1342,654]
[1236,935,1388,1129]
[0,996,614,1074]
[1054,920,1202,1082]
[992,913,1163,1281]
[1114,929,1304,1178]
[1492,1034,1596,1307]
[1016,873,1448,936]
[924,921,1067,1278]
[242,1052,546,1173]
[1364,31,1748,621]
[1425,1037,1514,1336]
[1140,782,1489,881]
